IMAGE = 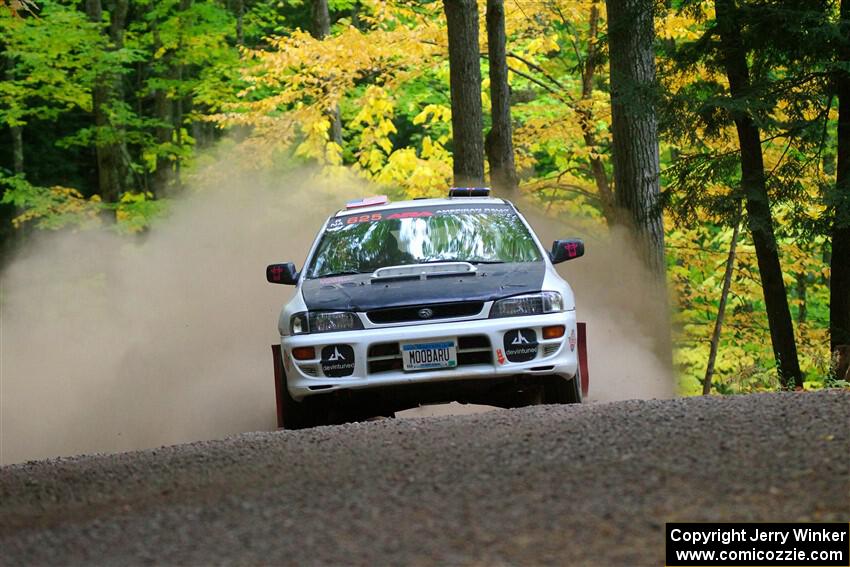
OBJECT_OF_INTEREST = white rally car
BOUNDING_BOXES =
[267,188,589,428]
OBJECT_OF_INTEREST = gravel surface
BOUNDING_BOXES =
[1,390,848,566]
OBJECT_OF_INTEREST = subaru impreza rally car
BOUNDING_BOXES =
[267,187,589,429]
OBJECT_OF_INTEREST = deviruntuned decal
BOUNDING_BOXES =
[503,328,538,362]
[321,344,355,377]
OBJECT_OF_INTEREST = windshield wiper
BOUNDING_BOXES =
[311,270,367,279]
[417,259,505,265]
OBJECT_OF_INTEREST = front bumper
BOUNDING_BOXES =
[280,311,578,401]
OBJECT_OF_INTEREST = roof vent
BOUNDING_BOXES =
[345,195,389,209]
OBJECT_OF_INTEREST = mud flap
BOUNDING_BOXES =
[577,322,589,398]
[272,344,285,428]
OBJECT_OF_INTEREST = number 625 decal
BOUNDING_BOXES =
[346,213,383,224]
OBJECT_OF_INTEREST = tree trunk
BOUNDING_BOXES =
[443,0,484,186]
[328,105,343,147]
[580,0,616,225]
[715,0,803,389]
[152,26,172,195]
[485,0,517,194]
[605,0,665,274]
[85,0,130,203]
[172,0,192,188]
[175,81,184,186]
[352,1,363,31]
[10,125,23,174]
[310,0,343,147]
[831,0,850,359]
[311,0,331,38]
[703,205,742,395]
[1,60,22,174]
[235,0,244,46]
[796,272,808,324]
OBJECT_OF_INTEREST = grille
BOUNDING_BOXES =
[367,335,492,374]
[367,342,402,374]
[458,335,489,350]
[366,302,484,324]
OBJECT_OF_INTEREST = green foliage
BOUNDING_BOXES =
[0,173,102,229]
[0,0,244,199]
[0,173,166,232]
[0,1,105,125]
[114,190,168,232]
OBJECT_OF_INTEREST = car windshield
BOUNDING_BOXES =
[306,204,542,279]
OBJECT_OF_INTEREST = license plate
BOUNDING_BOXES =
[401,339,458,371]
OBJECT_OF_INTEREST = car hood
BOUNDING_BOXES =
[301,262,546,311]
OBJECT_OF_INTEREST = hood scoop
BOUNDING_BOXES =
[371,262,477,282]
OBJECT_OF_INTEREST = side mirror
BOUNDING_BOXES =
[550,239,585,264]
[266,263,299,285]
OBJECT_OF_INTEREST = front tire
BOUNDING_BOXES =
[543,369,582,404]
[279,370,330,429]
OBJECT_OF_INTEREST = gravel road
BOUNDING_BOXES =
[1,390,848,566]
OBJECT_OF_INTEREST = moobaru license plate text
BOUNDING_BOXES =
[401,340,458,370]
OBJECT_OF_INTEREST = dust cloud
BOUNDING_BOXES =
[0,164,673,465]
[0,164,366,465]
[520,202,677,402]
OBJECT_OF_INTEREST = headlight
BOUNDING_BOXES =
[490,291,564,318]
[290,311,364,334]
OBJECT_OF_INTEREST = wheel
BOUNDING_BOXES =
[272,345,331,429]
[282,380,328,429]
[543,369,582,405]
[279,369,331,429]
[483,380,545,409]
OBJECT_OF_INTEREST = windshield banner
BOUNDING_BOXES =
[327,204,516,231]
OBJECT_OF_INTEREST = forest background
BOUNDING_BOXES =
[1,0,848,395]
